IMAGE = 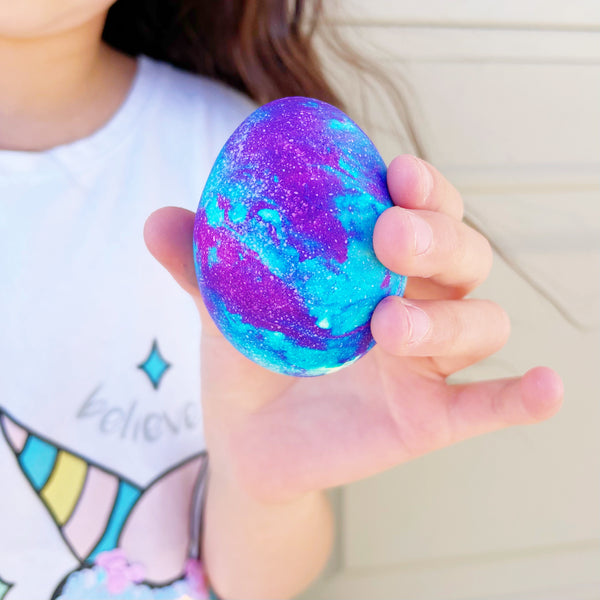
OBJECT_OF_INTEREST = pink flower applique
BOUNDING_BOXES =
[95,549,146,594]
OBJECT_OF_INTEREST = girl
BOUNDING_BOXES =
[0,1,563,599]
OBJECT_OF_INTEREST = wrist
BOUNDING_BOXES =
[205,409,320,504]
[206,445,325,510]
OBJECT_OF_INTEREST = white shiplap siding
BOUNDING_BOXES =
[298,3,600,599]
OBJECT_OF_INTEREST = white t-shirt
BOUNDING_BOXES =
[0,55,255,600]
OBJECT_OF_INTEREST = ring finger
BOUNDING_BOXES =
[370,296,510,374]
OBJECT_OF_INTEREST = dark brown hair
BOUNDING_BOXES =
[102,0,425,157]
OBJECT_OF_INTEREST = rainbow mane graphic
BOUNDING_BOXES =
[0,410,210,599]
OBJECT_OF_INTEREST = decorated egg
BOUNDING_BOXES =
[193,96,406,376]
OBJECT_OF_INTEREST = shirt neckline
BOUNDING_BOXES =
[0,55,161,182]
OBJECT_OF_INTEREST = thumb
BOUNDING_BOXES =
[144,206,219,334]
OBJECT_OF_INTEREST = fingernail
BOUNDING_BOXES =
[404,302,431,344]
[407,212,433,255]
[415,157,434,202]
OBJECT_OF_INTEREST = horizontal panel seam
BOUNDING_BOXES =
[327,21,600,33]
[341,538,600,576]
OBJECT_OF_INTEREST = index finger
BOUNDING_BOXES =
[387,154,464,221]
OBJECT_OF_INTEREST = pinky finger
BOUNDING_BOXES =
[447,367,564,444]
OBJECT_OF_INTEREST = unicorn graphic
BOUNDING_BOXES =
[0,409,214,599]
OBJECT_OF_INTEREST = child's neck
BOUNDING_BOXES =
[0,15,136,152]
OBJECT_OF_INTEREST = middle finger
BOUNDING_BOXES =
[373,206,493,295]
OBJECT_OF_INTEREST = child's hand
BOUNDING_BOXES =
[144,154,563,504]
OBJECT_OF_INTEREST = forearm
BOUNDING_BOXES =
[201,469,334,600]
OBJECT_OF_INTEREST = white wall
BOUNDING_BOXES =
[298,2,600,598]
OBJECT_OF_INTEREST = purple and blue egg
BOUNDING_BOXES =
[193,96,406,376]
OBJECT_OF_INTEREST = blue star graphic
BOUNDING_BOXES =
[138,340,171,389]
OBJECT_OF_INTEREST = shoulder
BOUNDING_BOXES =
[128,55,258,208]
[140,55,258,153]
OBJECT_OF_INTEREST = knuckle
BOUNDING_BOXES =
[443,304,465,353]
